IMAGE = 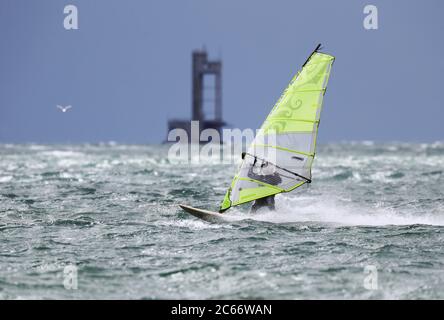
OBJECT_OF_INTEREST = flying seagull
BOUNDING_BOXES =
[57,105,72,113]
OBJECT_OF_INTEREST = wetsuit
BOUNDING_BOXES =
[250,195,276,213]
[247,158,281,213]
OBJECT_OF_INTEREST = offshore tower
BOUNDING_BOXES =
[167,49,224,143]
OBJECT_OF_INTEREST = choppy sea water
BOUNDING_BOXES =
[0,142,443,299]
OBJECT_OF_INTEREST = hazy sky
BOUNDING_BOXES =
[0,0,443,143]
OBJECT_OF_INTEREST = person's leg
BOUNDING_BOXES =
[250,201,259,213]
[250,197,267,213]
[250,196,275,213]
[267,196,276,211]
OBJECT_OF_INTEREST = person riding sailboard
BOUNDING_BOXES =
[242,152,281,212]
[179,44,335,221]
[219,44,335,214]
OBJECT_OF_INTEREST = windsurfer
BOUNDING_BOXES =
[247,158,281,213]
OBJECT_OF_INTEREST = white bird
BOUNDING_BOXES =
[57,105,72,113]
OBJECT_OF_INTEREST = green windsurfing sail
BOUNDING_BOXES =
[220,44,335,212]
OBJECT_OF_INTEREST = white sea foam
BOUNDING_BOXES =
[155,219,230,230]
[233,195,444,226]
[41,150,84,158]
[0,176,13,183]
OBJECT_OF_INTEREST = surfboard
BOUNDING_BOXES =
[179,204,241,223]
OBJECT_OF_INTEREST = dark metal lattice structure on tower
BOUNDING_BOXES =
[167,49,224,143]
